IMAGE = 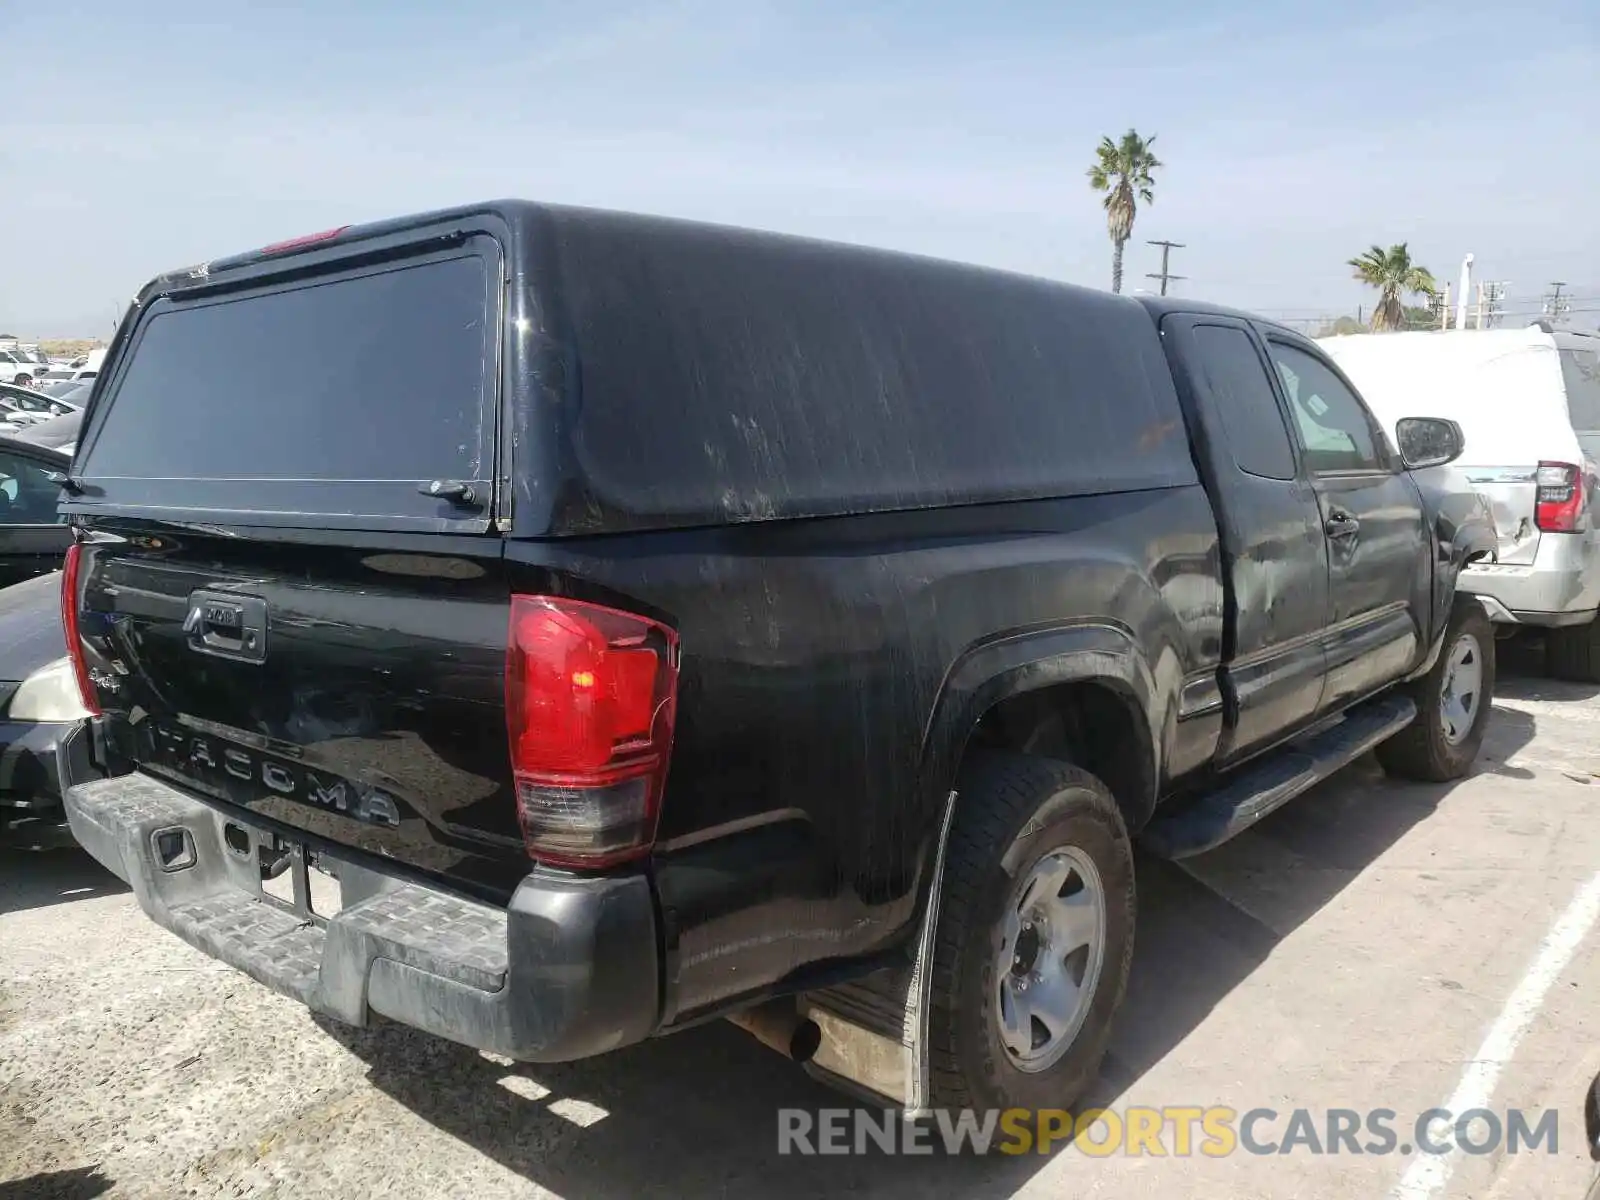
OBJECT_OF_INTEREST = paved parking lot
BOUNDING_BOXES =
[4,647,1600,1199]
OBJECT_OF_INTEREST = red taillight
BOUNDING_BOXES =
[258,226,350,256]
[1535,461,1585,533]
[60,543,99,715]
[505,595,678,869]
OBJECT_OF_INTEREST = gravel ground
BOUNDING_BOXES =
[4,646,1600,1199]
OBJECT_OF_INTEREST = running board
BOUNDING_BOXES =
[1139,694,1417,860]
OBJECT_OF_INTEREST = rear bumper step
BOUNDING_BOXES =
[1140,694,1417,860]
[65,772,660,1061]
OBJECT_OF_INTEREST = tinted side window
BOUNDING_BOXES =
[1267,342,1383,473]
[1560,347,1600,431]
[1190,325,1295,480]
[0,449,64,524]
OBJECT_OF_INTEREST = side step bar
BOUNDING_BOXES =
[1140,693,1417,860]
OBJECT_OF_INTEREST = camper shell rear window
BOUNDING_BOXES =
[73,239,500,531]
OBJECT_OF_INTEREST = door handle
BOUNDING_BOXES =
[1325,510,1360,538]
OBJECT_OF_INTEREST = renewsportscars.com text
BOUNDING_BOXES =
[777,1106,1561,1157]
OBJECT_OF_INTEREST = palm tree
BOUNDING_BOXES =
[1087,130,1162,294]
[1348,244,1438,331]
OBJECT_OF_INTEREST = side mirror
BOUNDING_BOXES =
[1396,416,1464,469]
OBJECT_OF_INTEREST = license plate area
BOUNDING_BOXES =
[255,833,343,922]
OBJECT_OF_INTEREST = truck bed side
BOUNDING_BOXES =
[512,486,1222,1022]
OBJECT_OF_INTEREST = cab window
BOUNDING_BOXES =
[1267,341,1384,473]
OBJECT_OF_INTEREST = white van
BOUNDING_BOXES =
[1321,326,1600,679]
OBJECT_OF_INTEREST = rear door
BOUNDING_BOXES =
[1262,336,1428,713]
[65,230,527,897]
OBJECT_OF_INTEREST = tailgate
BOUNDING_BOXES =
[80,533,521,888]
[65,230,531,894]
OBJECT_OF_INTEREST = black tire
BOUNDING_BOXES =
[1376,602,1495,782]
[926,751,1135,1112]
[1546,619,1600,683]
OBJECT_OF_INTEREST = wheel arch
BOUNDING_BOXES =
[918,622,1164,843]
[898,627,1161,1110]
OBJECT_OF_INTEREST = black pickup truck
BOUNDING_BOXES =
[60,202,1494,1114]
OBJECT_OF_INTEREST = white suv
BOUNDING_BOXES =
[1322,325,1600,679]
[0,351,42,385]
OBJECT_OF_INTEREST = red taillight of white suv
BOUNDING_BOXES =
[504,595,679,869]
[1535,462,1585,533]
[60,543,101,716]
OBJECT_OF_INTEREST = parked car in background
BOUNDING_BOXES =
[1322,326,1600,680]
[61,202,1494,1115]
[8,348,53,374]
[0,572,95,849]
[35,368,97,395]
[14,411,82,457]
[0,383,77,426]
[0,434,71,588]
[48,380,92,404]
[46,380,94,408]
[0,350,40,386]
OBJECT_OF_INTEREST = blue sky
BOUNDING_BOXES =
[3,0,1596,334]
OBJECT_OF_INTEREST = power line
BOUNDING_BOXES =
[1145,240,1186,296]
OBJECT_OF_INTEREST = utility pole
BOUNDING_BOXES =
[1478,281,1507,328]
[1544,282,1571,323]
[1145,240,1186,296]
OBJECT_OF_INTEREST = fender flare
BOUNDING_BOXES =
[917,620,1164,832]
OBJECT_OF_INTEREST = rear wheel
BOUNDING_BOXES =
[1377,602,1494,782]
[1546,618,1600,683]
[926,752,1134,1111]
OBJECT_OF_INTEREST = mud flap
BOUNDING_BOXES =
[799,789,958,1114]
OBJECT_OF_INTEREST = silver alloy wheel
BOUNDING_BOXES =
[994,844,1106,1073]
[1440,632,1484,746]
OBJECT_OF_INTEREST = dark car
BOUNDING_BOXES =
[0,572,95,848]
[60,202,1495,1113]
[0,434,70,588]
[47,380,93,407]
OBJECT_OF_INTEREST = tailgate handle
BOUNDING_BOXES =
[183,591,268,663]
